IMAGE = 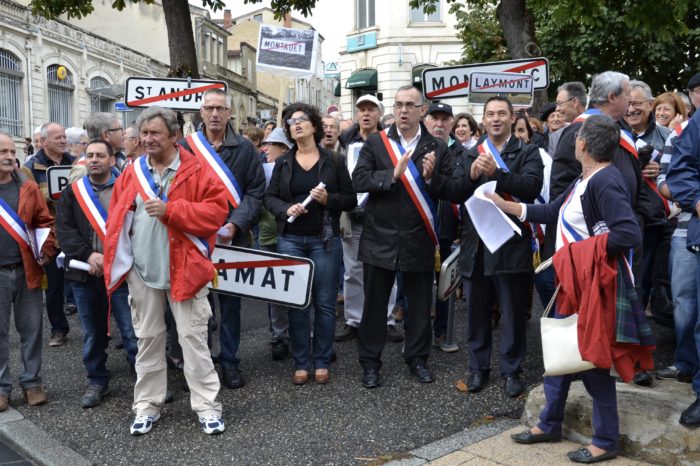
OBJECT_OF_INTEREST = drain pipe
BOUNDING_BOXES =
[25,39,34,140]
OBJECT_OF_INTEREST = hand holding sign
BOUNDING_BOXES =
[392,149,413,182]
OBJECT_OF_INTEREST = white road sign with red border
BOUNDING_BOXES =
[125,77,228,111]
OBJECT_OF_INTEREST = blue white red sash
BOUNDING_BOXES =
[0,198,33,254]
[133,156,211,258]
[185,131,243,209]
[72,176,108,241]
[380,129,438,245]
[558,182,585,246]
[573,109,639,159]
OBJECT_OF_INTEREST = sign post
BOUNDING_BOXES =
[124,77,228,111]
[421,57,549,100]
[46,166,73,200]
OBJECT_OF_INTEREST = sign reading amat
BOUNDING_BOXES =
[210,245,314,309]
[47,166,72,200]
[124,77,227,111]
[422,57,549,100]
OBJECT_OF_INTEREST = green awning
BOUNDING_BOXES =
[346,68,377,89]
[412,64,436,86]
[334,82,341,97]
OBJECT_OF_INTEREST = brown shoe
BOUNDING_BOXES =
[0,394,8,412]
[292,370,309,385]
[23,387,48,406]
[314,369,330,385]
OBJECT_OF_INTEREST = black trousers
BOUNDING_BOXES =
[462,267,531,377]
[357,263,432,370]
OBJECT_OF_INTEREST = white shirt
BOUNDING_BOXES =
[398,125,421,153]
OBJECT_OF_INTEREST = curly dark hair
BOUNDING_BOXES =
[282,102,324,145]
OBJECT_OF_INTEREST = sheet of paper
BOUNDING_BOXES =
[465,181,521,253]
[263,162,274,188]
[28,227,51,260]
[68,259,91,272]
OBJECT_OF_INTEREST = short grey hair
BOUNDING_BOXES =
[395,85,424,105]
[39,122,63,139]
[202,88,232,108]
[65,127,87,145]
[322,115,339,127]
[135,107,180,137]
[557,82,587,106]
[84,113,119,139]
[124,124,139,139]
[588,71,630,106]
[578,114,620,162]
[629,80,653,101]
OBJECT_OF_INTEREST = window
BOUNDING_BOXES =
[0,50,23,137]
[253,13,263,23]
[410,2,441,22]
[356,0,375,29]
[47,64,74,128]
[89,77,114,113]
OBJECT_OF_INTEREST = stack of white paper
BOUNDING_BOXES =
[465,181,522,253]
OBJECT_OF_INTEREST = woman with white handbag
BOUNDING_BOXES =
[487,114,645,464]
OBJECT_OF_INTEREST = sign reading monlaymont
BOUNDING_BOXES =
[257,24,319,77]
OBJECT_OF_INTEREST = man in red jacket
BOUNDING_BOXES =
[103,107,229,436]
[0,132,56,410]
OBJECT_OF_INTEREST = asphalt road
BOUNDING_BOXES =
[6,293,676,465]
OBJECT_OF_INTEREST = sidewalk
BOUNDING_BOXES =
[393,424,654,466]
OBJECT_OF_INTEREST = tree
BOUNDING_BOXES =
[29,0,323,78]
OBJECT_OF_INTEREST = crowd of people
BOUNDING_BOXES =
[1,70,699,462]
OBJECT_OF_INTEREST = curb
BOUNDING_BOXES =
[387,418,520,465]
[0,407,92,466]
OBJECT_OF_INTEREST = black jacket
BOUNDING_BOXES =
[55,177,114,283]
[437,139,464,242]
[179,122,265,247]
[352,123,452,272]
[264,145,357,236]
[24,149,76,215]
[443,135,544,277]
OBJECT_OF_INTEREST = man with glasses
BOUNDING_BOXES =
[179,88,265,390]
[123,124,143,164]
[352,85,452,388]
[84,113,128,172]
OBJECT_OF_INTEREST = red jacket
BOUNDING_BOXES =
[4,171,57,289]
[553,234,654,382]
[103,146,228,302]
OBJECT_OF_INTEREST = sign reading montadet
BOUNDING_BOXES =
[421,57,549,100]
[210,245,314,309]
[124,77,228,111]
[256,24,319,77]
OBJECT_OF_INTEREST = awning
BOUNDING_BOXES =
[86,84,123,100]
[346,68,377,89]
[334,82,341,97]
[412,64,436,86]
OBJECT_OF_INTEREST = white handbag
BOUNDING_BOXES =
[540,284,595,376]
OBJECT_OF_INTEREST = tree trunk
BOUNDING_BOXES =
[162,0,200,78]
[496,0,546,113]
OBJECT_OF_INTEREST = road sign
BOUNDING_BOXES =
[124,77,228,111]
[422,57,549,100]
[437,246,461,301]
[468,72,534,106]
[47,166,73,200]
[210,245,314,308]
[114,102,133,112]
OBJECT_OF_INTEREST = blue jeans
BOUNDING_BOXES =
[670,236,699,381]
[534,266,556,310]
[111,283,138,368]
[218,294,241,370]
[276,234,341,371]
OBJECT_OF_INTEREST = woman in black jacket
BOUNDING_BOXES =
[264,103,356,385]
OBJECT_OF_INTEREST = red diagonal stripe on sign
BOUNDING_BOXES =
[476,76,531,91]
[128,82,225,107]
[214,259,306,270]
[425,60,546,99]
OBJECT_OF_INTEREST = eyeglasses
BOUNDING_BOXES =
[202,105,230,113]
[106,127,124,133]
[690,88,700,96]
[555,96,575,107]
[73,141,88,146]
[628,100,649,108]
[287,115,310,126]
[393,102,419,111]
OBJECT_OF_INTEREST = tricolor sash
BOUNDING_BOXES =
[635,139,670,216]
[558,181,585,246]
[379,129,438,245]
[185,131,243,209]
[133,156,211,258]
[573,109,639,159]
[72,176,108,241]
[0,198,33,254]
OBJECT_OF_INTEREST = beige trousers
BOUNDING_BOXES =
[126,269,221,417]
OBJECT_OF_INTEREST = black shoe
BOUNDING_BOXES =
[81,384,111,409]
[467,370,489,393]
[409,362,434,383]
[511,429,561,444]
[633,371,653,387]
[680,397,700,427]
[362,368,380,389]
[64,304,77,315]
[656,365,693,382]
[330,348,337,363]
[271,341,289,361]
[504,374,524,397]
[222,367,245,389]
[567,447,618,463]
[386,325,404,343]
[334,324,358,342]
[164,388,173,403]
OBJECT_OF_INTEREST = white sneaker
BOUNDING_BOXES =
[130,413,160,435]
[199,414,225,435]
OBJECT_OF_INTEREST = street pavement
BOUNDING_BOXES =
[2,294,675,465]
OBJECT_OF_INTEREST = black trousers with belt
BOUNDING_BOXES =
[357,263,433,371]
